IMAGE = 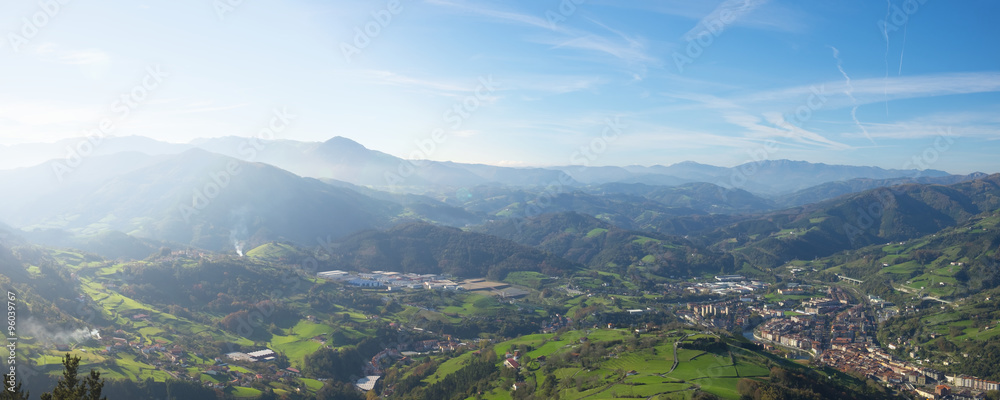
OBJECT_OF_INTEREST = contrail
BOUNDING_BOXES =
[882,0,891,115]
[831,47,854,101]
[898,20,908,75]
[831,46,876,145]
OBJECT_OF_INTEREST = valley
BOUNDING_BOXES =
[0,143,998,400]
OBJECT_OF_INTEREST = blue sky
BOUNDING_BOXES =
[1,0,998,173]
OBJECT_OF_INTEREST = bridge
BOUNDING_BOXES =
[836,275,864,286]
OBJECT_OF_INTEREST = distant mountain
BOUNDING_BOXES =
[320,178,484,227]
[549,165,669,185]
[776,172,988,207]
[441,185,706,232]
[724,159,951,195]
[326,222,580,279]
[0,136,188,170]
[0,152,169,215]
[448,162,582,187]
[555,160,949,195]
[21,229,171,260]
[193,136,573,189]
[1,136,959,196]
[0,150,401,251]
[704,174,1000,270]
[587,182,774,213]
[626,161,729,182]
[0,220,21,249]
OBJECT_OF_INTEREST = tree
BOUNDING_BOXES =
[40,354,106,400]
[2,372,30,400]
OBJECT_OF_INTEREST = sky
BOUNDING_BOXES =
[1,0,998,174]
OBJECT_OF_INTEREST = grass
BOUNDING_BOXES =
[426,351,477,384]
[503,271,547,289]
[228,386,263,398]
[692,376,742,399]
[439,330,763,400]
[632,236,661,245]
[246,242,303,261]
[301,378,325,392]
[586,228,609,238]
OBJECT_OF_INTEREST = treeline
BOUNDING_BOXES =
[307,283,388,315]
[327,222,579,280]
[303,326,400,383]
[421,310,540,339]
[218,300,302,341]
[393,351,497,400]
[102,378,219,400]
[119,258,308,312]
[680,337,728,353]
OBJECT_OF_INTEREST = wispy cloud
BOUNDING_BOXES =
[507,75,604,94]
[425,0,553,31]
[851,110,1000,140]
[830,46,875,144]
[344,70,483,95]
[171,102,249,115]
[426,0,657,67]
[33,44,112,67]
[682,0,771,41]
[56,49,111,66]
[740,72,1000,108]
[724,110,851,150]
[0,99,102,126]
[541,34,655,66]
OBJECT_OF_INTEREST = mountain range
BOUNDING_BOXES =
[0,135,990,259]
[2,135,958,195]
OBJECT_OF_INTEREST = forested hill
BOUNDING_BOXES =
[474,212,735,277]
[704,174,1000,270]
[327,222,580,280]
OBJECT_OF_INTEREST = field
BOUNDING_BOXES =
[436,329,771,400]
[269,320,335,367]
